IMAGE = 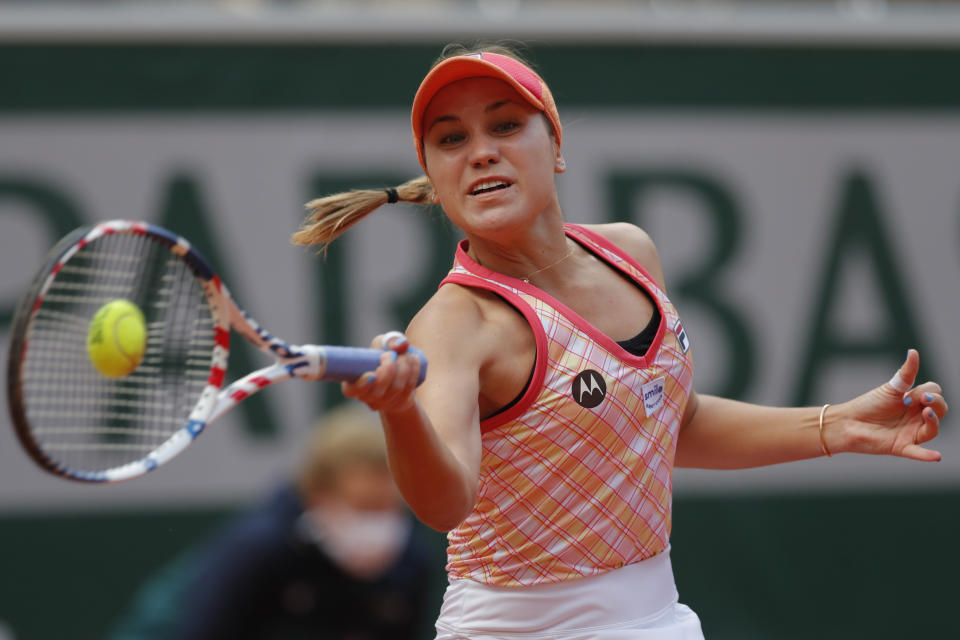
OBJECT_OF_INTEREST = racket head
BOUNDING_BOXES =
[6,220,229,482]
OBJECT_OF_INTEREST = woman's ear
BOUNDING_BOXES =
[422,175,439,203]
[555,151,567,174]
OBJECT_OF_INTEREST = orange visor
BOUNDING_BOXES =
[411,52,562,170]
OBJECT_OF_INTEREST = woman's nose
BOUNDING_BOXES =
[468,137,500,168]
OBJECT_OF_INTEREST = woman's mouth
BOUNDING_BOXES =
[469,179,513,196]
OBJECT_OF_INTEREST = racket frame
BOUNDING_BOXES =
[7,220,423,483]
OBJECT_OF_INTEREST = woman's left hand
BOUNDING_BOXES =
[825,349,947,461]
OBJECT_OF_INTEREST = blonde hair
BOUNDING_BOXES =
[296,402,387,497]
[291,175,433,253]
[290,42,537,254]
[433,41,537,69]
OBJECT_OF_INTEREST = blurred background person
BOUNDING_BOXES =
[107,402,437,640]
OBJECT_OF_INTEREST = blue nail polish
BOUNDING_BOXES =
[925,393,933,403]
[389,351,398,362]
[903,397,912,406]
[366,375,376,385]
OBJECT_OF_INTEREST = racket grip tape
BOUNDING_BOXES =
[321,345,428,385]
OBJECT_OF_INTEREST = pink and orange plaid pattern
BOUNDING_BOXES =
[440,224,695,587]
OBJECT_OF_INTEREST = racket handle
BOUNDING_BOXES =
[320,345,428,385]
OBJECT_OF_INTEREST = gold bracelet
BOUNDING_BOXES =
[819,403,832,457]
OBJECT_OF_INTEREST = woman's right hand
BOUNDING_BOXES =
[341,331,423,413]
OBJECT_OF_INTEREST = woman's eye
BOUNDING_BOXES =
[439,132,465,145]
[494,121,520,134]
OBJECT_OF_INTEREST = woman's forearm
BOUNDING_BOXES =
[380,401,480,531]
[675,394,826,469]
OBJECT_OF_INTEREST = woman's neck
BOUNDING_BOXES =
[465,220,573,283]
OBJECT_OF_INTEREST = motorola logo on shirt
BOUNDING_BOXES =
[571,369,607,408]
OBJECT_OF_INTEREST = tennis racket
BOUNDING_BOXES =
[6,220,426,483]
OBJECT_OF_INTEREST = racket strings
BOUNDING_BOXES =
[20,231,216,473]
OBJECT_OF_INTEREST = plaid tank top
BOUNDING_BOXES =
[439,224,695,587]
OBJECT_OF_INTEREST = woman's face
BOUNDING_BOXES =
[421,76,565,239]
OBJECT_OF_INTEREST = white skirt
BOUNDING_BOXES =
[435,546,704,640]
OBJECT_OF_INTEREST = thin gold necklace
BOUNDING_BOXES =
[521,241,575,283]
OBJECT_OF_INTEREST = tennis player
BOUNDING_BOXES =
[293,45,948,639]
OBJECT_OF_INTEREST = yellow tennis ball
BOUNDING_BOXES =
[87,299,147,378]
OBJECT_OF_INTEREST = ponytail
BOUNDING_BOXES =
[291,175,434,253]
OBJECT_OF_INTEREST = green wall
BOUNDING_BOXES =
[2,490,958,639]
[4,43,960,112]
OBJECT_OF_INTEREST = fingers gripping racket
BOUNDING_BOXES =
[6,220,426,483]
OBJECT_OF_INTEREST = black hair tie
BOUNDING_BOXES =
[385,188,399,204]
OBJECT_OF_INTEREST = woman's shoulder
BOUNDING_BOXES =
[407,281,530,378]
[408,282,513,345]
[576,222,666,289]
[576,221,655,254]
